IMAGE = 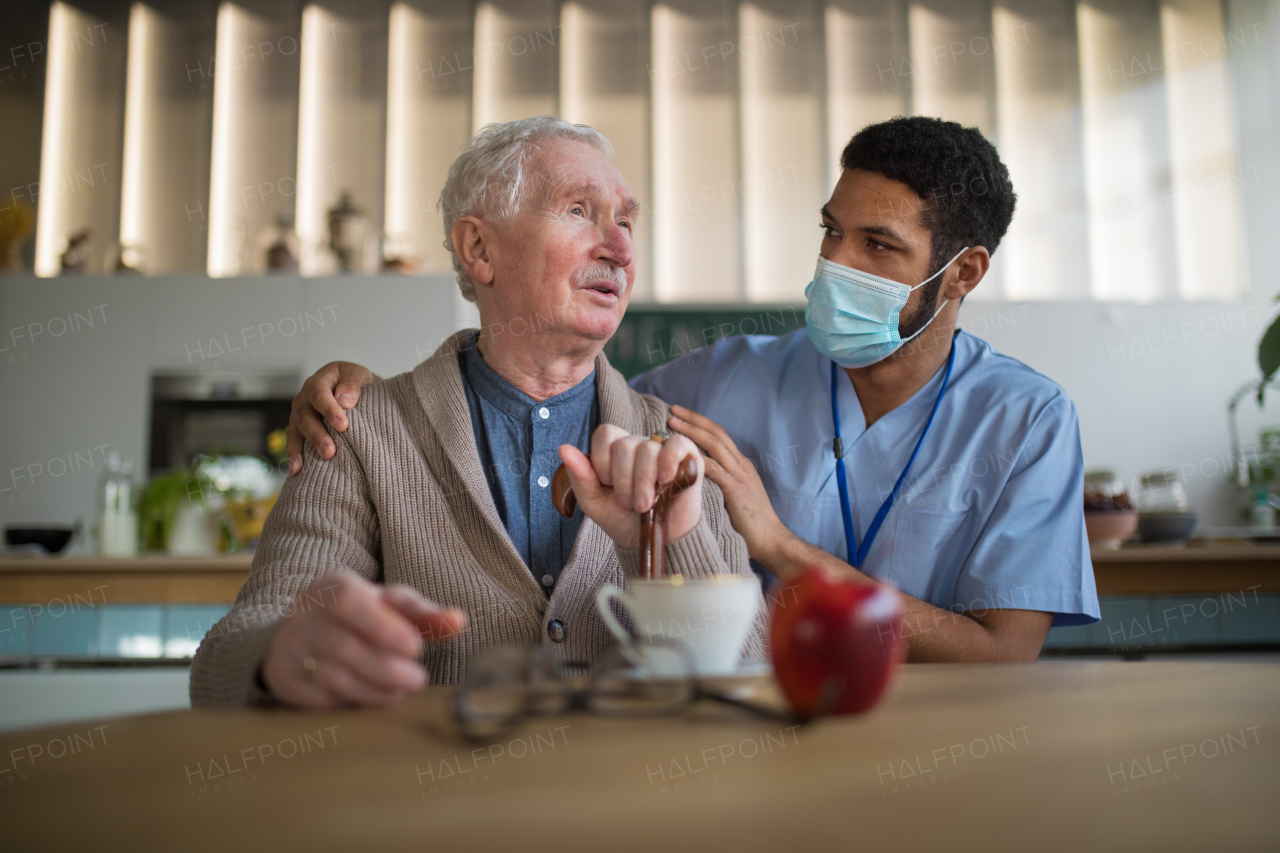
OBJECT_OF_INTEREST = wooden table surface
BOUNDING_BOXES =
[1,661,1276,851]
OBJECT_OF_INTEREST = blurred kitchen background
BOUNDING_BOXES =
[2,0,1280,730]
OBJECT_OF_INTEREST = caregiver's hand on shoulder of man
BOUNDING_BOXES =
[286,361,378,475]
[665,403,792,566]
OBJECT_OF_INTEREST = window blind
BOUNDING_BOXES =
[31,0,1249,304]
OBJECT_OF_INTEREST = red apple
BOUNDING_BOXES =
[770,567,904,716]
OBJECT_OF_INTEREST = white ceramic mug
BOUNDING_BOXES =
[595,575,760,677]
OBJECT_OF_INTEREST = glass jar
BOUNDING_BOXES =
[97,452,139,556]
[327,191,371,273]
[1134,471,1190,513]
[1083,470,1131,512]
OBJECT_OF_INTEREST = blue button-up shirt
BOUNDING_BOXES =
[459,334,598,596]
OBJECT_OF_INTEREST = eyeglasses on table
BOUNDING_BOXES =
[450,638,843,742]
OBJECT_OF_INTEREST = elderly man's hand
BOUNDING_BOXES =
[557,426,705,549]
[260,573,467,710]
[286,361,378,476]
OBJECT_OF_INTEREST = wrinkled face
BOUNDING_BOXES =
[818,169,942,338]
[481,140,638,344]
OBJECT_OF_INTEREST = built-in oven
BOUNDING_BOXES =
[148,372,298,475]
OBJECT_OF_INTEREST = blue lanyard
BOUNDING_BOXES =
[831,341,956,569]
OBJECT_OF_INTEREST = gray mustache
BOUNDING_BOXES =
[572,262,628,294]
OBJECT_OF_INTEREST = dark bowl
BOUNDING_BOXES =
[1137,512,1198,544]
[5,526,77,554]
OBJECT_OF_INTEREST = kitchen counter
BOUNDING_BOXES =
[1,543,1277,605]
[0,554,252,604]
[1090,542,1280,594]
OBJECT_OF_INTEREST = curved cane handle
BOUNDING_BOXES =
[654,456,700,506]
[550,464,578,519]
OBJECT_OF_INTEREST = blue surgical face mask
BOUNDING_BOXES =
[804,247,969,368]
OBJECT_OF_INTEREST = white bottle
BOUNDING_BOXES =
[97,452,139,556]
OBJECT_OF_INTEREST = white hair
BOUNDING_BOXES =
[439,116,615,302]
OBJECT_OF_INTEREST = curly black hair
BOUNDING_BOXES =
[840,115,1017,281]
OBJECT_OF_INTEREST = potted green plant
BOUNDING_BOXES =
[137,455,243,553]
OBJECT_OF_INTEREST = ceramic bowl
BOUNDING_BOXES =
[4,526,77,554]
[1084,510,1137,549]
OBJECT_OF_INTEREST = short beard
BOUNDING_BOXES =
[896,277,944,341]
[897,239,957,341]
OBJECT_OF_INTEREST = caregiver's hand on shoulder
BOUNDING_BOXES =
[261,573,467,710]
[286,361,377,475]
[667,404,790,562]
[557,426,705,550]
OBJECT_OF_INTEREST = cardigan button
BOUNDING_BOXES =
[547,619,567,643]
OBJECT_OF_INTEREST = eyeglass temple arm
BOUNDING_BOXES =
[699,674,845,727]
[696,689,808,726]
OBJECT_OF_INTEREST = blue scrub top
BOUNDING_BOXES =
[630,328,1100,627]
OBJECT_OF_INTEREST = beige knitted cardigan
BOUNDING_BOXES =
[189,330,769,706]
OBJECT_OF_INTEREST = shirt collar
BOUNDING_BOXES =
[461,332,596,420]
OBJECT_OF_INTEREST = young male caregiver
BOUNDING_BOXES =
[288,117,1100,663]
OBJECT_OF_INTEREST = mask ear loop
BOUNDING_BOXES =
[898,246,970,345]
[905,246,970,292]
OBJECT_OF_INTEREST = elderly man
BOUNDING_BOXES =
[189,116,766,709]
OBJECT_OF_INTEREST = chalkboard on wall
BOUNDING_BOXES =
[604,304,807,380]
